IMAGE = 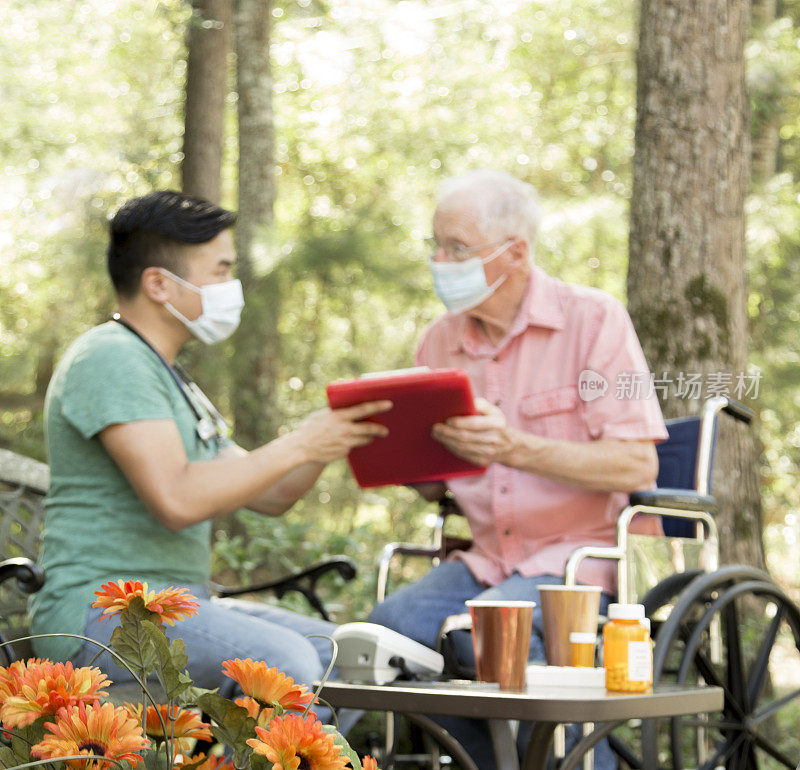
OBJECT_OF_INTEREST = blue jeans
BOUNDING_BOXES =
[368,561,617,770]
[72,585,336,700]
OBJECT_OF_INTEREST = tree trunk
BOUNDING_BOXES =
[628,0,765,569]
[750,0,781,183]
[182,0,233,203]
[751,0,777,25]
[232,0,281,447]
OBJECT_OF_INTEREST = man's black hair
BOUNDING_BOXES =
[107,190,236,297]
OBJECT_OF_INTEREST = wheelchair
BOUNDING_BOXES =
[374,396,800,769]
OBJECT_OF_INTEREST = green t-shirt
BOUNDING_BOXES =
[30,322,223,661]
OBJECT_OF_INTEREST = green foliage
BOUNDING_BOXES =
[196,692,256,762]
[323,723,363,768]
[1,0,798,611]
[110,601,162,682]
[0,0,190,458]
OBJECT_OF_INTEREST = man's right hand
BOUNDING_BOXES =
[292,400,392,464]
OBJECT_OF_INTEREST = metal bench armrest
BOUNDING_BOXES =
[208,557,357,621]
[0,557,46,595]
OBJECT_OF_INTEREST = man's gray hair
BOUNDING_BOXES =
[437,169,543,250]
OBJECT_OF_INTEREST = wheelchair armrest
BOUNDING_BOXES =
[0,557,46,595]
[721,397,754,425]
[629,489,717,512]
[208,557,357,621]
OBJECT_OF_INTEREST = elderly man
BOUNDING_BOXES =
[369,169,667,768]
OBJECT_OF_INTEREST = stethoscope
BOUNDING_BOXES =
[111,314,230,448]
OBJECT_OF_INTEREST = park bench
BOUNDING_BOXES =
[0,446,356,668]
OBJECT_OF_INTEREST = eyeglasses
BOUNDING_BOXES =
[426,237,513,262]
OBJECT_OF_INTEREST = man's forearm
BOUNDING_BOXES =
[501,431,658,493]
[223,446,327,516]
[144,433,313,528]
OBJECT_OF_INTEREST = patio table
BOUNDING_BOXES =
[318,678,723,770]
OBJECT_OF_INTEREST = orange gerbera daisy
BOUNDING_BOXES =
[125,703,212,753]
[0,658,37,704]
[31,701,149,770]
[222,659,314,713]
[247,714,348,770]
[152,586,201,625]
[176,753,236,770]
[235,695,275,728]
[93,580,199,626]
[0,659,110,728]
[361,757,380,770]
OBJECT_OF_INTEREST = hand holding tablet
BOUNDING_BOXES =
[326,367,487,488]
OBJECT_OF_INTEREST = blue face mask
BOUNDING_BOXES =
[429,240,511,314]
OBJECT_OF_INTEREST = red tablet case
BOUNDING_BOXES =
[326,368,487,488]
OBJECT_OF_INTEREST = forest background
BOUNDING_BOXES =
[1,0,798,621]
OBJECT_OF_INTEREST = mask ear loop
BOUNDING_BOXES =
[160,268,201,293]
[160,269,206,332]
[480,239,514,292]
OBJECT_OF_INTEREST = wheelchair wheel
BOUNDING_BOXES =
[651,566,800,769]
[354,711,480,770]
[641,569,704,621]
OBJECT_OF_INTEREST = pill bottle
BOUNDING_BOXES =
[603,603,652,692]
[569,632,597,667]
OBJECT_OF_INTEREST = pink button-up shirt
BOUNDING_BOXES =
[416,267,669,594]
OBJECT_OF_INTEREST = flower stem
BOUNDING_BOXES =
[8,756,131,770]
[303,635,338,718]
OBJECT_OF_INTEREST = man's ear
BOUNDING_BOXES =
[508,238,529,270]
[140,267,171,303]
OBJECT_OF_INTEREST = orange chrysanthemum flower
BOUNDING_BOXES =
[247,714,348,770]
[31,701,149,770]
[0,659,110,728]
[222,659,314,713]
[0,658,38,704]
[235,696,275,728]
[93,580,199,626]
[124,703,211,752]
[361,757,380,770]
[152,586,201,625]
[176,753,236,770]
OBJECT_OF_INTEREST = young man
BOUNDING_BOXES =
[369,169,668,768]
[31,191,389,695]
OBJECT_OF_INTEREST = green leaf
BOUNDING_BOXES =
[149,629,191,700]
[10,717,48,763]
[1,742,25,768]
[249,753,270,770]
[0,744,24,767]
[109,613,161,682]
[142,743,171,770]
[175,685,218,708]
[197,693,256,755]
[322,724,361,769]
[123,596,156,619]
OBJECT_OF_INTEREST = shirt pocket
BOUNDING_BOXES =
[518,385,586,440]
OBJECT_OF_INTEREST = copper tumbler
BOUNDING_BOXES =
[466,600,536,690]
[537,585,602,667]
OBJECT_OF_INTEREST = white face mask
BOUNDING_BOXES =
[160,269,244,345]
[429,240,511,314]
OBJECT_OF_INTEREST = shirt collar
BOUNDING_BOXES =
[448,266,566,356]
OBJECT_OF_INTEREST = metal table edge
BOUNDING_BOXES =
[317,680,724,723]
